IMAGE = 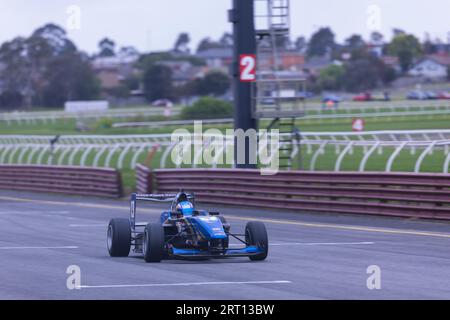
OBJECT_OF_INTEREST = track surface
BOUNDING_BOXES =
[0,190,450,300]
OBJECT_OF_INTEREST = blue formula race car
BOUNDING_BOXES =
[107,192,268,262]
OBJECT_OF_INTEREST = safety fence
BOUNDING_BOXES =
[150,168,450,220]
[0,106,182,125]
[1,100,449,125]
[0,130,449,173]
[0,165,122,198]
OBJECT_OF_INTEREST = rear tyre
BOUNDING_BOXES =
[245,221,268,261]
[107,218,131,257]
[143,223,165,263]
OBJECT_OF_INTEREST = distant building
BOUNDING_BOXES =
[91,48,140,91]
[303,56,334,75]
[381,55,401,73]
[157,60,209,87]
[196,48,233,71]
[408,54,450,79]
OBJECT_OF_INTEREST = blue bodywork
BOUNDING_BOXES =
[131,193,265,259]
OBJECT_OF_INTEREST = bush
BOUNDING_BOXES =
[94,117,114,129]
[181,97,233,120]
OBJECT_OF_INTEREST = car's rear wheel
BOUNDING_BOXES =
[107,218,131,257]
[245,221,268,261]
[143,223,165,263]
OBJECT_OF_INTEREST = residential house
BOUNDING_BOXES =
[91,49,140,91]
[408,54,450,79]
[303,56,334,75]
[381,55,401,74]
[157,60,209,87]
[196,48,233,71]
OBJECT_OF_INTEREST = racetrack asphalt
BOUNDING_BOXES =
[0,190,449,300]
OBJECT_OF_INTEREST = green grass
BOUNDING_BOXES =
[1,111,450,135]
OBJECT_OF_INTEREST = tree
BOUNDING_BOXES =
[0,37,30,108]
[307,27,335,57]
[197,71,230,96]
[343,59,380,92]
[294,36,307,53]
[42,52,100,107]
[370,31,384,44]
[173,33,190,53]
[0,23,81,109]
[387,34,422,72]
[196,37,222,53]
[142,64,173,102]
[447,65,450,81]
[318,65,345,91]
[219,32,233,47]
[31,23,76,55]
[98,38,115,57]
[345,34,365,51]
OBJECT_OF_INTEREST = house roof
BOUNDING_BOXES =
[303,56,333,70]
[196,48,232,59]
[426,54,450,66]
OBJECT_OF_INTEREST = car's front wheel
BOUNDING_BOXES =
[245,221,268,261]
[143,223,165,263]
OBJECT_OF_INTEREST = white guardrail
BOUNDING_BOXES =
[1,100,450,125]
[0,130,449,173]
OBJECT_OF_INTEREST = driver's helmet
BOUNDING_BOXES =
[175,192,194,216]
[176,201,194,216]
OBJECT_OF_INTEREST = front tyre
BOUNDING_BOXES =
[107,218,131,257]
[143,223,165,263]
[245,221,268,261]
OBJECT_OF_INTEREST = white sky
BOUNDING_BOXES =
[0,0,449,54]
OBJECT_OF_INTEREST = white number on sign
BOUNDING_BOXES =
[240,55,256,82]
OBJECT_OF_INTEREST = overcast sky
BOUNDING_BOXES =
[0,0,449,54]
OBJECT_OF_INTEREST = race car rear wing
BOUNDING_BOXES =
[130,192,195,231]
[135,193,194,202]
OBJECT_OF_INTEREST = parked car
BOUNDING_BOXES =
[438,92,450,100]
[297,91,314,100]
[407,91,428,100]
[425,91,438,99]
[152,99,174,107]
[322,94,343,103]
[260,98,276,105]
[353,92,372,102]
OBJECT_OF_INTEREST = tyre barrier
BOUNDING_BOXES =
[0,165,122,198]
[147,169,450,220]
[136,164,153,194]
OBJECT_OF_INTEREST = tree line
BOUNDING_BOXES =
[0,24,448,110]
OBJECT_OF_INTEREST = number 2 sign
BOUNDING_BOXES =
[239,54,256,82]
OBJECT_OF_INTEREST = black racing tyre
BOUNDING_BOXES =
[245,221,268,261]
[143,223,165,263]
[107,218,131,257]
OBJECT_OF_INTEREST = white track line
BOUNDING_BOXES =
[270,241,375,246]
[0,246,78,250]
[69,224,106,227]
[228,241,374,247]
[79,280,291,289]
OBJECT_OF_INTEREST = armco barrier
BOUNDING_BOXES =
[136,164,152,194]
[149,169,450,220]
[0,165,122,198]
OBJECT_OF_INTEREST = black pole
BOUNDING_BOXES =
[229,0,257,169]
